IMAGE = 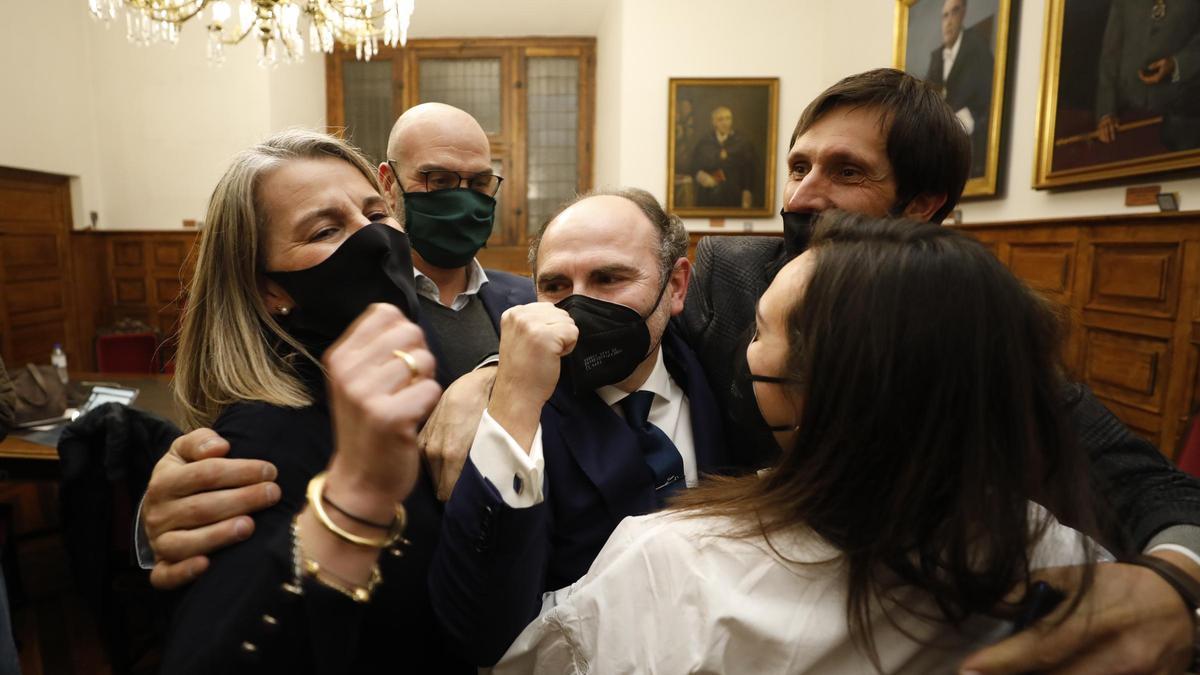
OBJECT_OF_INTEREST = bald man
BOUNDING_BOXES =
[134,105,532,673]
[379,103,534,385]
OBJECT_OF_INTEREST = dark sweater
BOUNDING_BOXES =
[417,294,500,382]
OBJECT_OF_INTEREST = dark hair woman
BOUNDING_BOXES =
[493,211,1106,674]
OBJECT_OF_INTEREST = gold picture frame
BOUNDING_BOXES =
[1033,0,1200,189]
[667,78,778,218]
[893,0,1012,198]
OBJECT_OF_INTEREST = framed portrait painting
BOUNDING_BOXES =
[667,78,778,218]
[1034,0,1200,189]
[893,0,1013,197]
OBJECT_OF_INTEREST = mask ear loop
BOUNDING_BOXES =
[747,374,802,432]
[638,263,680,360]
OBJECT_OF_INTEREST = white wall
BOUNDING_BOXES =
[820,0,1200,223]
[0,0,327,230]
[593,0,625,190]
[6,0,1195,233]
[0,0,105,231]
[595,0,829,233]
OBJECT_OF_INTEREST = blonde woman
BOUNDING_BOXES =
[161,130,446,673]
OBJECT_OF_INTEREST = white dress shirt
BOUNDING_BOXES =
[413,257,489,311]
[469,348,697,509]
[941,32,977,135]
[942,31,963,82]
[493,505,1106,675]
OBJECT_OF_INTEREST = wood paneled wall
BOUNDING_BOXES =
[58,213,1200,459]
[963,211,1200,458]
[0,169,79,370]
[70,231,197,371]
[685,211,1200,459]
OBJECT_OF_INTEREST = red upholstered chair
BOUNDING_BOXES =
[1178,411,1200,479]
[95,333,159,374]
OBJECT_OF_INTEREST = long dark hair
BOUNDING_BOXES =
[676,211,1100,666]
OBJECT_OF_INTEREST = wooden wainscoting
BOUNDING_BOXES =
[60,214,1200,459]
[963,211,1200,458]
[70,231,198,371]
[687,211,1200,459]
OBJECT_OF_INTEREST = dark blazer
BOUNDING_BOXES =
[676,234,788,468]
[161,271,533,675]
[419,268,535,387]
[680,234,1200,552]
[926,29,993,176]
[161,390,477,674]
[430,327,733,665]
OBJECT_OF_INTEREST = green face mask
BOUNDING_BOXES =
[402,188,496,269]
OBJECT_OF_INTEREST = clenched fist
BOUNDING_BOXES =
[488,303,579,452]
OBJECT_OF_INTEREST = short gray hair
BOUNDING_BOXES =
[528,187,689,285]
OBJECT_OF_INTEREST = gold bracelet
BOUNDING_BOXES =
[306,472,407,549]
[292,515,381,603]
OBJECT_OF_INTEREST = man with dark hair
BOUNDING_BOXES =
[682,67,1200,673]
[925,0,993,177]
[430,188,733,665]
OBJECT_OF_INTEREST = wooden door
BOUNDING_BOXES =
[0,168,78,368]
[326,37,596,275]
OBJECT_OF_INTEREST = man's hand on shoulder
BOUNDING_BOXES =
[960,559,1193,674]
[143,428,281,590]
[420,366,498,501]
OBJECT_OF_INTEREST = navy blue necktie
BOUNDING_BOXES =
[620,390,685,506]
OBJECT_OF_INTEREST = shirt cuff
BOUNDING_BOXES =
[955,106,975,136]
[469,409,545,508]
[1146,524,1200,569]
[133,494,154,570]
[473,353,500,370]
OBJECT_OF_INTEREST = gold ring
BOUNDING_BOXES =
[392,349,421,379]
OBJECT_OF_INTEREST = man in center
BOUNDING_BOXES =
[429,188,732,666]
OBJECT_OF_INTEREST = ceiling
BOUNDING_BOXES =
[407,0,611,39]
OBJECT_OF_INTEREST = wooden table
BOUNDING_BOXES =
[0,372,178,478]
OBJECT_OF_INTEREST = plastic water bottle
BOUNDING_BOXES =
[51,343,68,384]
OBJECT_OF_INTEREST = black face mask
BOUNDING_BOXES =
[556,273,671,392]
[781,210,816,257]
[730,325,801,435]
[264,223,419,355]
[747,374,798,432]
[783,195,918,257]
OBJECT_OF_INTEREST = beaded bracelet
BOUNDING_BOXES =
[291,514,382,603]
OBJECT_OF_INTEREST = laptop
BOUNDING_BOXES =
[15,384,140,430]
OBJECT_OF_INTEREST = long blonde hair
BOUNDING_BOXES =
[173,129,386,430]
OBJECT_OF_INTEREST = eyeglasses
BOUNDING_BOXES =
[387,160,504,197]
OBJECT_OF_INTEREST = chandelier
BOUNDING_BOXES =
[86,1,415,65]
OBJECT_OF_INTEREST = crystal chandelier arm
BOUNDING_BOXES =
[126,0,211,23]
[212,17,258,45]
[318,0,395,23]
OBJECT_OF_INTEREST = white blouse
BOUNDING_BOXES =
[492,507,1098,675]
